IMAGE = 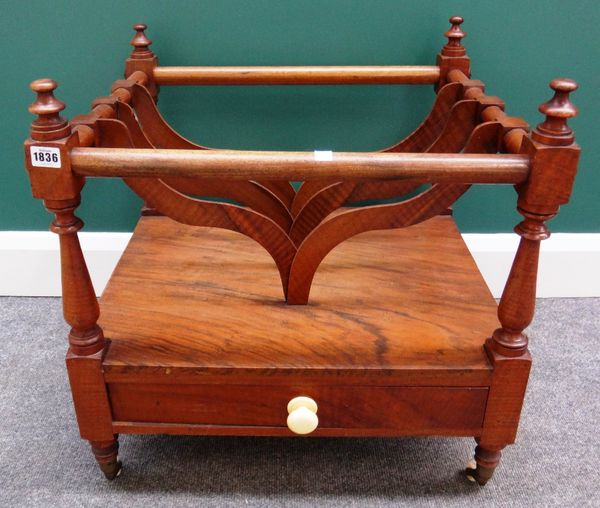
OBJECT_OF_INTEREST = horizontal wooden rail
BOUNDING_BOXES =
[152,66,441,86]
[70,148,529,183]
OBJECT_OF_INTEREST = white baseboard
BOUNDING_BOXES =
[0,232,131,297]
[462,233,600,298]
[1,231,599,298]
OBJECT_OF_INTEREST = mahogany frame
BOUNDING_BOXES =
[23,16,580,485]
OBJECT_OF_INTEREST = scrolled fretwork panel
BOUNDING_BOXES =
[95,119,296,297]
[130,83,203,150]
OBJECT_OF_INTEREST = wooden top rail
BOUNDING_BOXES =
[152,66,441,86]
[70,148,529,183]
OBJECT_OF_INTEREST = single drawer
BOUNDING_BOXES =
[108,383,487,435]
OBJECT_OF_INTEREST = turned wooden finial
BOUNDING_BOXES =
[29,78,70,139]
[533,78,578,146]
[130,23,154,59]
[442,16,466,56]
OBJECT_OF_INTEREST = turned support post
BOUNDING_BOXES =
[125,23,159,216]
[28,79,104,355]
[469,79,580,487]
[26,79,120,479]
[491,210,552,356]
[491,78,580,357]
[45,198,105,354]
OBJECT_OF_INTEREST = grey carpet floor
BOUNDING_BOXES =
[0,297,598,507]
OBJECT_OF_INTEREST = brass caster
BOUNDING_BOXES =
[465,460,477,482]
[99,457,123,480]
[464,459,493,486]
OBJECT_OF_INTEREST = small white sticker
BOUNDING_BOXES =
[30,146,61,168]
[314,150,333,161]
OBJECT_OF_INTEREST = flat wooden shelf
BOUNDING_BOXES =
[100,215,496,386]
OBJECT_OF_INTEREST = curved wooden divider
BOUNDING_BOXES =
[289,181,355,246]
[345,181,423,204]
[289,81,464,216]
[288,99,479,246]
[130,84,203,150]
[91,81,504,304]
[163,177,293,232]
[286,121,502,304]
[130,81,464,219]
[95,118,296,297]
[382,82,463,153]
[291,180,336,218]
[130,84,297,210]
[254,181,296,210]
[118,95,293,230]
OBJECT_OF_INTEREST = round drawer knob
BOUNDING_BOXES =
[286,396,318,435]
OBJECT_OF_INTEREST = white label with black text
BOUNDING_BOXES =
[30,146,61,168]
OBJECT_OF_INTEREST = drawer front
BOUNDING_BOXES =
[108,383,487,434]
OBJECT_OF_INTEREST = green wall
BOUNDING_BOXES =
[2,0,598,232]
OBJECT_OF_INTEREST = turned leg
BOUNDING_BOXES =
[25,81,122,480]
[465,441,503,486]
[91,437,122,480]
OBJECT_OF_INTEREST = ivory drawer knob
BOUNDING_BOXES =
[286,396,318,435]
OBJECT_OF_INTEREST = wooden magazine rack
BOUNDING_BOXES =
[24,17,580,485]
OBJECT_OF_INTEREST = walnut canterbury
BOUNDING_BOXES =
[24,17,580,486]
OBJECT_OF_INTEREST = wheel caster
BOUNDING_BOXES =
[99,457,123,480]
[464,459,493,486]
[465,460,477,483]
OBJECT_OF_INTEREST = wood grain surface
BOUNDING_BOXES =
[71,148,529,182]
[153,65,441,86]
[108,383,487,434]
[100,215,497,385]
[24,18,582,484]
